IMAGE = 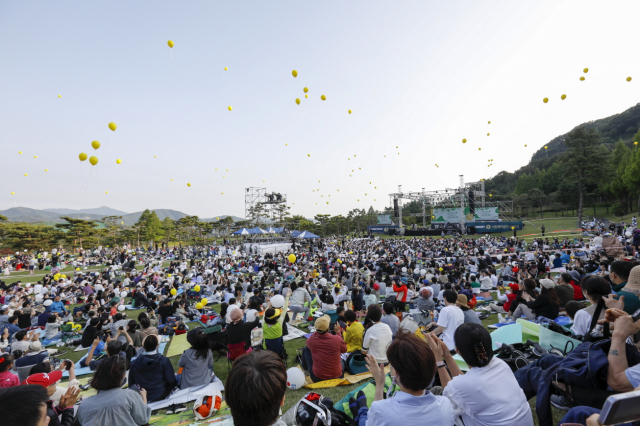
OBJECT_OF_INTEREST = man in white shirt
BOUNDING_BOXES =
[428,290,465,349]
[361,304,393,364]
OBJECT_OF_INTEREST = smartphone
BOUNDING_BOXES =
[599,390,640,425]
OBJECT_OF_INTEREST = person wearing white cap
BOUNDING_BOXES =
[509,279,560,321]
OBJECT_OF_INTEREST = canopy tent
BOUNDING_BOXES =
[265,227,277,234]
[291,230,302,237]
[249,227,268,234]
[274,227,284,233]
[296,231,320,239]
[232,228,250,235]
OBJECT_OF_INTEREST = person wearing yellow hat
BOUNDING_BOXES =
[301,315,346,383]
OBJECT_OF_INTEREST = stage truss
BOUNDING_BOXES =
[244,187,289,226]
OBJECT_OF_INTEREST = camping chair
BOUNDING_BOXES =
[324,310,339,326]
[227,341,250,371]
[265,337,288,366]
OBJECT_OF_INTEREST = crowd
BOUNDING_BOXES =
[1,229,640,425]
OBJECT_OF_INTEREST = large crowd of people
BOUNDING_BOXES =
[1,227,640,425]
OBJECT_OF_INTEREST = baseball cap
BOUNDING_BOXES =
[315,315,330,333]
[540,279,556,289]
[22,370,62,387]
[29,341,43,351]
[43,300,53,307]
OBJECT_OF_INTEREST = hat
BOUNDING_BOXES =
[569,270,581,282]
[29,341,43,351]
[315,315,330,333]
[625,265,640,293]
[22,370,62,387]
[540,279,556,289]
[508,283,519,292]
[43,300,53,307]
[456,294,469,309]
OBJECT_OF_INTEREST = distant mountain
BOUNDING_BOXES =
[0,207,104,223]
[0,207,245,225]
[44,206,129,216]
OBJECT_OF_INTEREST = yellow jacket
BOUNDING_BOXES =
[343,321,365,353]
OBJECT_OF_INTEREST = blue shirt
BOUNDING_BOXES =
[366,391,454,426]
[50,301,66,314]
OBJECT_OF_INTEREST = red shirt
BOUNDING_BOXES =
[306,332,346,380]
[570,281,584,300]
[503,293,518,312]
[393,283,408,302]
[0,371,20,388]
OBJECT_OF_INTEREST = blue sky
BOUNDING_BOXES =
[2,1,640,217]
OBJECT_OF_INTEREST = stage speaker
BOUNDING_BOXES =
[393,198,399,218]
[468,190,475,215]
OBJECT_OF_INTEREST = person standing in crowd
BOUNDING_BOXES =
[426,290,464,349]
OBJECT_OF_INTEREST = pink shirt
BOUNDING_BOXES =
[0,370,20,388]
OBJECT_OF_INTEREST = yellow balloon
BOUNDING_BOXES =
[307,154,310,157]
[171,179,173,181]
[79,153,88,161]
[543,97,549,103]
[462,138,467,143]
[288,254,296,263]
[201,298,208,305]
[18,151,22,154]
[627,77,633,82]
[295,98,300,105]
[580,76,585,81]
[487,133,490,136]
[24,174,28,177]
[89,156,98,166]
[561,94,567,100]
[58,95,61,98]
[303,87,308,93]
[34,156,37,158]
[478,148,481,151]
[321,95,326,100]
[91,140,100,150]
[525,144,528,147]
[116,159,122,164]
[167,40,174,48]
[170,288,177,295]
[154,156,157,158]
[224,67,228,70]
[228,106,232,111]
[187,183,191,187]
[194,285,201,292]
[195,303,203,310]
[583,68,588,73]
[488,121,491,124]
[348,110,352,114]
[635,142,638,145]
[44,169,48,172]
[292,70,298,77]
[105,191,108,194]
[11,192,14,195]
[305,94,308,98]
[108,122,117,131]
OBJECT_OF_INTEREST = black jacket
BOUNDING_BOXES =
[226,318,260,349]
[47,400,74,426]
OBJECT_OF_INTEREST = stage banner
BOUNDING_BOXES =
[377,214,393,225]
[434,207,500,223]
[433,208,464,223]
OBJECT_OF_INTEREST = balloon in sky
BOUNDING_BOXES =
[580,76,585,81]
[91,140,100,150]
[488,121,491,124]
[543,97,549,103]
[34,156,37,158]
[79,153,88,161]
[108,122,117,131]
[89,156,99,166]
[167,40,174,48]
[24,174,28,177]
[11,192,14,195]
[295,98,300,105]
[105,191,108,194]
[116,159,122,164]
[561,94,567,100]
[292,70,298,77]
[187,183,191,187]
[635,142,638,145]
[58,95,61,98]
[583,68,588,73]
[348,110,352,114]
[544,145,548,149]
[19,151,22,154]
[478,148,481,151]
[44,169,48,172]
[224,67,228,70]
[307,154,310,157]
[305,94,308,98]
[487,133,490,136]
[627,77,633,82]
[303,87,308,93]
[462,139,467,143]
[525,144,527,147]
[228,106,232,111]
[321,95,326,100]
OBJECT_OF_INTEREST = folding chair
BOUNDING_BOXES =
[227,341,249,371]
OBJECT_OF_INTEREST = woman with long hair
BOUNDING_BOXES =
[177,331,214,389]
[508,279,560,321]
[429,324,534,426]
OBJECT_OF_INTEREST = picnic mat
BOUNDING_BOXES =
[166,333,190,358]
[490,323,522,350]
[283,325,307,342]
[147,378,225,411]
[303,365,390,389]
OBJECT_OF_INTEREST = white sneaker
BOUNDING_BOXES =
[498,314,507,324]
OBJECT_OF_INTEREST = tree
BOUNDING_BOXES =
[55,217,100,251]
[527,188,547,219]
[623,130,640,213]
[136,210,162,244]
[560,127,610,226]
[161,217,175,245]
[0,214,7,222]
[612,203,626,220]
[0,223,63,251]
[314,214,331,236]
[101,215,123,245]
